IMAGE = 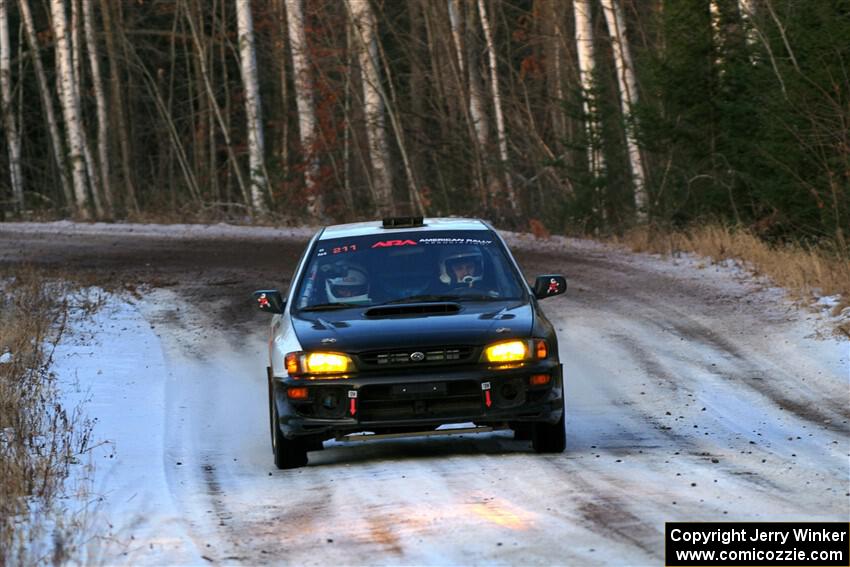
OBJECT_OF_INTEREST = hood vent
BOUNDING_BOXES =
[364,302,460,318]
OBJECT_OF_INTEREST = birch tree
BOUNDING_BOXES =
[457,0,493,200]
[51,0,90,218]
[236,0,269,214]
[99,0,138,213]
[284,0,322,218]
[573,0,606,180]
[446,0,464,78]
[601,0,647,221]
[62,0,103,218]
[477,0,518,213]
[83,0,114,216]
[346,0,395,217]
[0,0,23,212]
[20,0,73,210]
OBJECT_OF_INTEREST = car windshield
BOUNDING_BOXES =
[294,230,526,310]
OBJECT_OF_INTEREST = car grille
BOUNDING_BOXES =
[357,380,482,421]
[357,346,476,369]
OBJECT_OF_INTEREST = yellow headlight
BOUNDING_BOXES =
[304,352,353,374]
[484,340,529,362]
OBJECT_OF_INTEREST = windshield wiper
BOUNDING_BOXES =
[299,302,357,311]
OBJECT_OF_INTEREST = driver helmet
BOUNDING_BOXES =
[325,263,370,303]
[439,247,484,285]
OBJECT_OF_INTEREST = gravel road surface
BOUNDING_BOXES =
[1,222,847,565]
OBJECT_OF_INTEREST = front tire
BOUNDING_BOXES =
[532,409,566,453]
[272,400,308,469]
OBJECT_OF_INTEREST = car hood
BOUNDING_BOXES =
[291,301,533,352]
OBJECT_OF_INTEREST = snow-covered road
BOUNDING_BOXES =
[2,223,847,565]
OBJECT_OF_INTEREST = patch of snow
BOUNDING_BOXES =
[53,295,202,564]
[817,295,841,308]
[0,351,11,364]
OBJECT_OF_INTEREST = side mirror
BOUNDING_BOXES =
[533,275,567,300]
[253,290,285,314]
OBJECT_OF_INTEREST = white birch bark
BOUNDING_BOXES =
[464,2,489,166]
[601,0,647,220]
[574,0,608,222]
[0,0,23,212]
[737,0,758,47]
[573,0,606,178]
[284,0,323,217]
[70,0,103,217]
[20,0,73,210]
[347,0,394,217]
[477,0,518,213]
[236,0,269,214]
[446,0,464,78]
[348,0,392,214]
[51,0,90,218]
[83,0,113,216]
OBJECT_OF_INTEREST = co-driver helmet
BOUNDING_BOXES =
[439,247,484,285]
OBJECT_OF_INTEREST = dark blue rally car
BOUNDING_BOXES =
[254,217,567,468]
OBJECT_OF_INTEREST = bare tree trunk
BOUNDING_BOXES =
[573,0,607,222]
[127,38,202,205]
[183,0,250,209]
[374,26,425,216]
[346,0,395,217]
[0,0,23,213]
[284,0,323,218]
[573,0,606,175]
[52,0,91,219]
[477,0,518,214]
[83,0,114,217]
[19,0,73,211]
[99,0,138,213]
[273,0,290,201]
[446,0,464,78]
[68,0,103,218]
[601,0,647,221]
[464,0,494,204]
[542,0,566,145]
[71,0,81,92]
[439,1,487,204]
[237,0,269,214]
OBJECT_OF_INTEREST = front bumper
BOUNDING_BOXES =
[272,361,563,440]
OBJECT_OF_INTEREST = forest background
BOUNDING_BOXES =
[0,0,847,244]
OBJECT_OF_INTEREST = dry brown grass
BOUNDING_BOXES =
[615,225,850,337]
[0,269,95,565]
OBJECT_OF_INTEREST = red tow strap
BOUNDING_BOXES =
[481,382,492,408]
[348,390,357,416]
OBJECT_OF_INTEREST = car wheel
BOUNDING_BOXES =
[272,401,308,469]
[532,409,566,453]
